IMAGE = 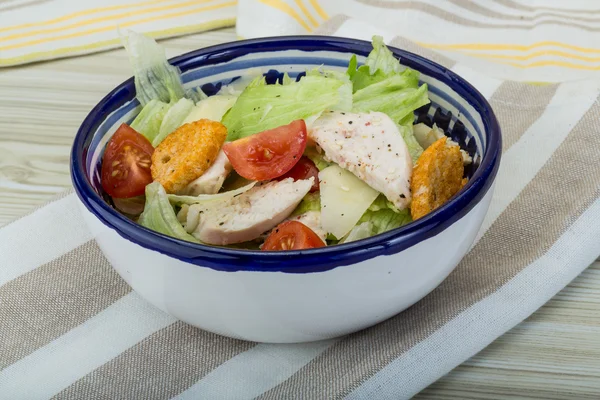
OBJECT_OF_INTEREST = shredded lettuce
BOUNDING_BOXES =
[358,200,412,235]
[307,66,351,83]
[291,192,321,216]
[352,76,429,123]
[122,31,205,107]
[167,181,256,206]
[222,75,352,141]
[182,95,238,126]
[365,35,403,76]
[303,147,331,171]
[282,72,294,85]
[338,194,412,242]
[152,97,194,146]
[368,193,400,213]
[130,99,171,143]
[346,55,358,80]
[339,221,374,244]
[398,123,424,164]
[348,36,410,92]
[138,182,199,242]
[350,66,388,93]
[122,32,185,106]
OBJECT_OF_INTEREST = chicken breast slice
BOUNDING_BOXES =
[286,210,327,242]
[180,150,232,196]
[309,111,413,209]
[189,177,314,245]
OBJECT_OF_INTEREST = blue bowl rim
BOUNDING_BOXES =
[71,35,502,274]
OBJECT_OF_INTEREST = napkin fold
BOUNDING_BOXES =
[3,1,600,399]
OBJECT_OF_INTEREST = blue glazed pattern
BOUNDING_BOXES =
[71,36,501,273]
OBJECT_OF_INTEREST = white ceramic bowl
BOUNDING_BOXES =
[71,36,501,343]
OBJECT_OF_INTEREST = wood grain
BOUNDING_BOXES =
[1,27,598,398]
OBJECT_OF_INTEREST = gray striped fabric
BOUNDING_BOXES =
[2,16,600,400]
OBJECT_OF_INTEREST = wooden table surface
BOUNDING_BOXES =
[1,28,599,399]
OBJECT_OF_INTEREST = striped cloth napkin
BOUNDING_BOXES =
[3,1,600,400]
[0,0,237,67]
[5,0,600,82]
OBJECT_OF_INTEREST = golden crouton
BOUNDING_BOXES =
[410,137,466,220]
[151,119,227,193]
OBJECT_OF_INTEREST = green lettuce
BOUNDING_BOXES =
[346,54,358,80]
[340,196,412,243]
[152,97,194,146]
[303,147,331,171]
[367,193,400,213]
[360,207,411,235]
[399,123,424,164]
[138,182,199,242]
[307,66,351,83]
[167,182,256,206]
[350,66,388,93]
[359,197,412,235]
[122,31,205,106]
[348,36,408,92]
[122,31,185,106]
[222,75,352,141]
[341,194,413,240]
[130,99,170,143]
[352,75,428,123]
[339,221,373,244]
[291,192,321,216]
[282,72,294,85]
[365,35,403,76]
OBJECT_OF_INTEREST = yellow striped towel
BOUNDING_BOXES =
[236,0,600,82]
[0,0,237,67]
[4,0,600,82]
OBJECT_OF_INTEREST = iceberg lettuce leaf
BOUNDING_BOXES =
[291,192,321,217]
[359,195,412,235]
[222,75,352,141]
[130,99,171,143]
[152,97,194,146]
[122,31,186,106]
[365,35,403,76]
[138,182,199,242]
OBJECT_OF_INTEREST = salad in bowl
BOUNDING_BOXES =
[101,33,472,251]
[72,33,500,342]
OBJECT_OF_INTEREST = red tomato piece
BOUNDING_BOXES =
[223,120,307,181]
[101,123,154,198]
[262,221,325,251]
[276,156,319,192]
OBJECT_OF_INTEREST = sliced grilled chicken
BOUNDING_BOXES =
[309,111,413,209]
[286,210,327,242]
[180,149,232,196]
[187,177,313,245]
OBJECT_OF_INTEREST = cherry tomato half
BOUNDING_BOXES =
[276,156,319,192]
[101,123,154,198]
[223,120,307,181]
[262,220,325,251]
